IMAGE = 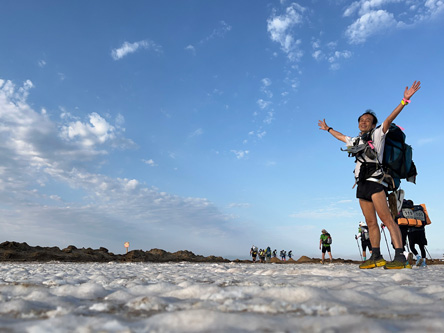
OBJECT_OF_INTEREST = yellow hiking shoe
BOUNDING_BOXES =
[359,255,387,269]
[384,259,412,269]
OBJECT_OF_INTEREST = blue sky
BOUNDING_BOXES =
[1,0,443,260]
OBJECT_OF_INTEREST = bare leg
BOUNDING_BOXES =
[359,199,381,248]
[371,191,403,249]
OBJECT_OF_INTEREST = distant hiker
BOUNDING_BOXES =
[250,245,258,263]
[319,229,333,264]
[259,249,266,263]
[273,249,277,258]
[288,250,293,259]
[318,81,421,269]
[356,221,372,261]
[266,246,272,262]
[280,250,286,261]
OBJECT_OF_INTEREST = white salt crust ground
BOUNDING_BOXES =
[0,262,443,332]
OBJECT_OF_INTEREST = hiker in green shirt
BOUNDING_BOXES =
[319,229,333,264]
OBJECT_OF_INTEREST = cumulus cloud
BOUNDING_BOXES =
[111,40,162,60]
[345,9,396,44]
[343,0,444,44]
[143,159,157,167]
[60,112,117,147]
[267,3,306,62]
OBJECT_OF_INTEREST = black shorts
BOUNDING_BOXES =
[356,180,387,201]
[321,245,331,253]
[361,240,372,252]
[408,229,427,246]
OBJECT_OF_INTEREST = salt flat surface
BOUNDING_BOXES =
[0,262,443,332]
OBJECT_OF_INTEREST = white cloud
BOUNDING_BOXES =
[312,50,323,60]
[60,112,117,147]
[343,0,444,44]
[256,130,267,138]
[327,50,353,69]
[311,39,321,49]
[425,0,444,13]
[260,78,273,98]
[228,203,251,208]
[263,111,274,125]
[143,159,157,167]
[231,150,249,159]
[189,128,203,138]
[199,21,232,44]
[267,3,306,62]
[261,78,272,87]
[111,40,162,60]
[330,63,341,71]
[421,0,444,18]
[345,9,396,44]
[185,44,196,55]
[38,60,46,68]
[257,99,272,110]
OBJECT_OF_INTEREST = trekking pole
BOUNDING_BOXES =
[425,246,433,261]
[381,225,392,261]
[356,237,363,261]
[405,237,411,253]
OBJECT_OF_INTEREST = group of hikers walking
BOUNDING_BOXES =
[249,246,293,263]
[318,80,433,269]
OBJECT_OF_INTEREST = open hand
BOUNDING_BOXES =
[318,119,329,131]
[404,80,421,100]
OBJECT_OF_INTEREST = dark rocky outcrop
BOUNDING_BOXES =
[0,241,229,263]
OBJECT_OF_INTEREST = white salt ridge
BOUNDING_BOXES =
[0,262,444,332]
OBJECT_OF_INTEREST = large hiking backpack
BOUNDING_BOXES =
[343,123,417,191]
[396,203,431,227]
[324,233,332,245]
[382,123,417,190]
[360,226,370,240]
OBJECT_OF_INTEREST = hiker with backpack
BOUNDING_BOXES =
[266,246,272,262]
[250,245,258,263]
[356,221,372,261]
[318,80,421,269]
[319,229,333,264]
[396,199,430,267]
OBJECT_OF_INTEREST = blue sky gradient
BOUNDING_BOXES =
[1,0,443,259]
